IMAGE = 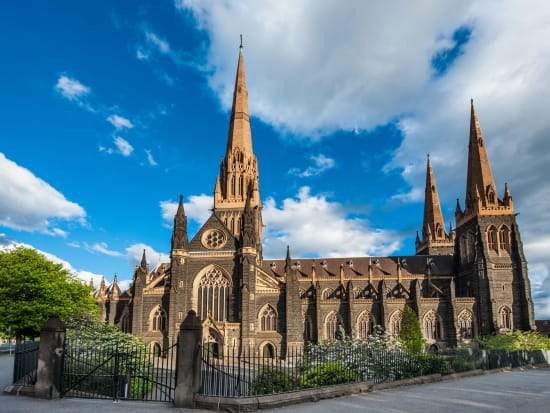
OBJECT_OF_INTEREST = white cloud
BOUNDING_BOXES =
[85,241,123,257]
[136,46,150,61]
[55,74,90,101]
[107,114,134,130]
[0,152,86,234]
[178,0,550,318]
[145,31,171,55]
[113,136,134,156]
[145,149,158,166]
[160,194,213,228]
[125,243,169,269]
[262,186,401,259]
[289,154,335,178]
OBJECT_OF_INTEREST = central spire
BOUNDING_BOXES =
[214,41,262,241]
[225,41,253,157]
[465,100,497,210]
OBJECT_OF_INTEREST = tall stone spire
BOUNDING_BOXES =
[416,155,454,255]
[214,41,262,240]
[225,42,253,160]
[140,249,148,271]
[457,100,514,226]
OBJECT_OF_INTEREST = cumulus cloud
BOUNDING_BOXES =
[177,0,550,318]
[84,241,123,257]
[99,137,134,157]
[289,154,335,178]
[113,136,134,156]
[160,194,213,228]
[126,243,170,269]
[55,74,90,101]
[107,114,134,130]
[262,186,401,258]
[0,152,86,234]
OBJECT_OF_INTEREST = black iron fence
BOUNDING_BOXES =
[62,339,178,402]
[199,344,550,398]
[12,341,39,386]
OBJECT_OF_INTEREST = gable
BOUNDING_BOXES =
[188,212,238,252]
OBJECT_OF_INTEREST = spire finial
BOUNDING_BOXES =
[240,34,243,49]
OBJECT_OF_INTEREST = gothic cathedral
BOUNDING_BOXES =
[95,45,535,357]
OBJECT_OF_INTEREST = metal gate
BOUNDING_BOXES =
[62,339,178,402]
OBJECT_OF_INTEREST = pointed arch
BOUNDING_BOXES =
[487,225,498,252]
[499,225,511,253]
[325,311,343,340]
[499,306,513,331]
[322,288,334,300]
[149,305,166,332]
[356,311,375,339]
[231,175,236,196]
[423,310,441,340]
[193,265,232,322]
[258,305,277,331]
[435,223,443,238]
[259,341,275,359]
[457,309,474,339]
[388,310,402,335]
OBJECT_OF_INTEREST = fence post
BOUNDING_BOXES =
[174,310,202,408]
[34,314,66,399]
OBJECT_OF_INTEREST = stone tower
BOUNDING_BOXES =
[454,100,535,335]
[213,43,262,243]
[416,154,455,255]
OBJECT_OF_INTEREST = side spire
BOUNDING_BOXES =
[171,195,188,250]
[416,154,454,255]
[140,249,148,271]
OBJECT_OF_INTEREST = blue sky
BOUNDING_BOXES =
[2,1,550,319]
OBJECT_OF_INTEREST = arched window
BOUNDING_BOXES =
[423,311,441,340]
[322,288,334,300]
[499,226,510,253]
[500,307,512,330]
[325,312,342,340]
[197,267,231,322]
[487,226,498,252]
[238,175,244,196]
[260,305,277,331]
[389,311,402,335]
[150,306,166,332]
[262,343,274,359]
[231,175,236,196]
[457,310,473,339]
[357,311,374,339]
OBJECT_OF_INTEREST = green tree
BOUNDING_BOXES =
[0,247,98,342]
[398,305,425,353]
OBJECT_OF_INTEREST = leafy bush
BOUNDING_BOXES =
[65,320,153,399]
[477,330,550,351]
[251,368,298,395]
[300,361,360,388]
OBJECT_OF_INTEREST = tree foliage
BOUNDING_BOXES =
[398,305,425,353]
[477,330,550,351]
[0,247,98,340]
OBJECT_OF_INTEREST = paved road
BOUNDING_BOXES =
[2,354,550,412]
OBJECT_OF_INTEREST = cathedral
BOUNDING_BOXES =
[95,45,535,357]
